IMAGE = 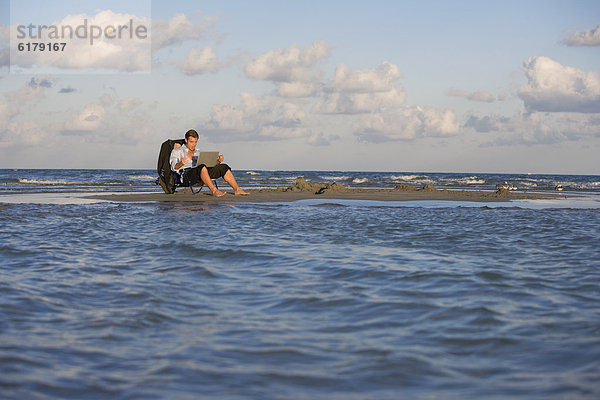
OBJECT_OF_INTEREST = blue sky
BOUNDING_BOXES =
[1,0,599,173]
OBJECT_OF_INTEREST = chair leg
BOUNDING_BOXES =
[182,170,198,194]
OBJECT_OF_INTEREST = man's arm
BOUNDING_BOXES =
[170,147,187,171]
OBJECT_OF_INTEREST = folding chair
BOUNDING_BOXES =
[155,138,222,194]
[177,168,219,194]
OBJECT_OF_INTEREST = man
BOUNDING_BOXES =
[170,129,249,196]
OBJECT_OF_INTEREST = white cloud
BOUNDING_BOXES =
[10,10,151,72]
[99,93,115,107]
[465,114,512,133]
[60,95,154,143]
[0,120,46,147]
[465,57,600,146]
[7,11,221,73]
[557,113,600,140]
[62,103,106,132]
[326,61,402,93]
[203,92,313,141]
[355,106,460,142]
[307,131,338,146]
[484,113,569,146]
[313,87,406,114]
[245,40,330,97]
[518,56,600,113]
[180,46,220,75]
[562,24,600,46]
[276,81,320,98]
[4,79,47,104]
[422,108,461,136]
[0,79,50,147]
[151,12,218,51]
[118,97,143,112]
[466,111,600,145]
[447,88,495,102]
[314,61,406,114]
[314,61,457,141]
[245,40,330,82]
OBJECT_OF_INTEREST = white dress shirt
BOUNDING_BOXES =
[169,145,200,172]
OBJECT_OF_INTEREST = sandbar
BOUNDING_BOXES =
[88,178,569,204]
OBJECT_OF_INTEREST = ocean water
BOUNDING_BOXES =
[2,169,600,194]
[1,169,599,399]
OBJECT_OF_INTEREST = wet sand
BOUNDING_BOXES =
[89,178,568,204]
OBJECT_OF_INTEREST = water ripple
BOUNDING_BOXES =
[1,202,599,399]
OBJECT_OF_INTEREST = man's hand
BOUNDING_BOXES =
[178,156,190,169]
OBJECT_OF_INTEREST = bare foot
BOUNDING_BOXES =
[234,189,250,196]
[212,189,226,197]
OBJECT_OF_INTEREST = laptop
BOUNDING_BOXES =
[196,151,220,167]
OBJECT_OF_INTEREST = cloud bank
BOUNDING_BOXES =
[203,92,313,141]
[355,106,460,142]
[6,10,221,73]
[518,56,600,113]
[180,46,221,75]
[0,78,50,147]
[205,41,461,143]
[562,24,600,47]
[245,40,330,97]
[9,10,151,72]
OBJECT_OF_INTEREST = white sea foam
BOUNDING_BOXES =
[518,181,538,188]
[559,181,600,190]
[128,175,156,180]
[390,174,425,181]
[246,171,261,176]
[321,176,351,181]
[465,179,485,184]
[352,178,370,184]
[17,178,79,185]
[439,176,486,185]
[16,178,123,186]
[269,176,303,181]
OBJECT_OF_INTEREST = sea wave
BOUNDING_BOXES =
[127,175,156,180]
[17,178,87,185]
[16,178,129,186]
[558,180,600,190]
[352,178,370,184]
[320,176,351,181]
[2,198,598,399]
[586,181,600,188]
[518,181,538,188]
[390,174,430,181]
[268,176,303,181]
[439,176,486,185]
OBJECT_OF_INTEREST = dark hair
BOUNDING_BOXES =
[185,129,199,140]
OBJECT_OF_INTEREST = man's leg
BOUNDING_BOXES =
[208,164,248,195]
[222,170,249,195]
[200,166,225,196]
